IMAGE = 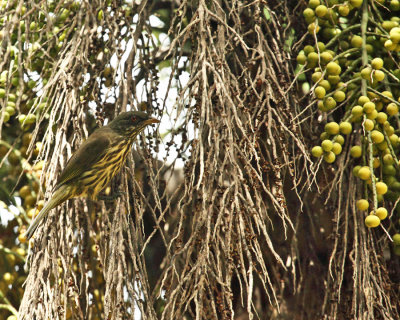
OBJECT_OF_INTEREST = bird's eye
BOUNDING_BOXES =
[131,116,137,122]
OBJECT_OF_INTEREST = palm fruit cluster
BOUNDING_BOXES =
[0,3,76,318]
[0,2,90,318]
[0,1,86,234]
[0,0,137,317]
[297,0,400,235]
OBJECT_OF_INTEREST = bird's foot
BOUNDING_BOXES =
[98,190,125,202]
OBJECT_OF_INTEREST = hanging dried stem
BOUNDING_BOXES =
[6,0,399,320]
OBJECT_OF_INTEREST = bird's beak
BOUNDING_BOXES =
[145,117,160,125]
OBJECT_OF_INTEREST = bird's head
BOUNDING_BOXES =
[108,111,159,139]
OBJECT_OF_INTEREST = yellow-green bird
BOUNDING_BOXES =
[24,111,159,240]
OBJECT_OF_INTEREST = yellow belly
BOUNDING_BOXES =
[78,143,129,199]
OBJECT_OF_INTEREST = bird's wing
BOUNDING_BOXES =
[55,127,112,187]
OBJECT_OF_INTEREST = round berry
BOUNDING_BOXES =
[333,90,346,102]
[375,207,388,220]
[332,142,342,155]
[363,119,374,131]
[323,151,336,163]
[383,164,396,176]
[358,166,371,180]
[371,57,384,70]
[304,45,315,55]
[350,146,362,158]
[373,157,381,169]
[324,97,337,110]
[321,140,333,152]
[373,70,385,82]
[316,41,325,52]
[307,52,319,65]
[326,62,341,75]
[351,35,363,48]
[383,154,394,165]
[363,102,375,114]
[297,53,307,65]
[312,146,323,157]
[358,96,370,106]
[303,8,315,19]
[356,199,369,211]
[393,233,400,245]
[353,165,361,177]
[350,0,363,8]
[315,86,326,99]
[334,135,345,145]
[312,72,323,83]
[309,0,321,8]
[3,112,10,123]
[319,80,331,91]
[339,122,352,135]
[385,39,397,51]
[371,130,384,144]
[308,22,320,34]
[338,4,350,16]
[328,75,340,85]
[365,215,380,228]
[376,181,388,195]
[366,109,378,120]
[386,103,398,116]
[315,5,328,17]
[321,51,333,63]
[361,67,372,80]
[320,132,330,140]
[381,91,393,102]
[376,112,387,124]
[325,122,340,135]
[317,100,328,112]
[351,105,363,116]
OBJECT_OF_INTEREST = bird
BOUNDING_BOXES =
[24,110,159,240]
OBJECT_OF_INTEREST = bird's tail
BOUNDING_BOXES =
[24,185,72,240]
